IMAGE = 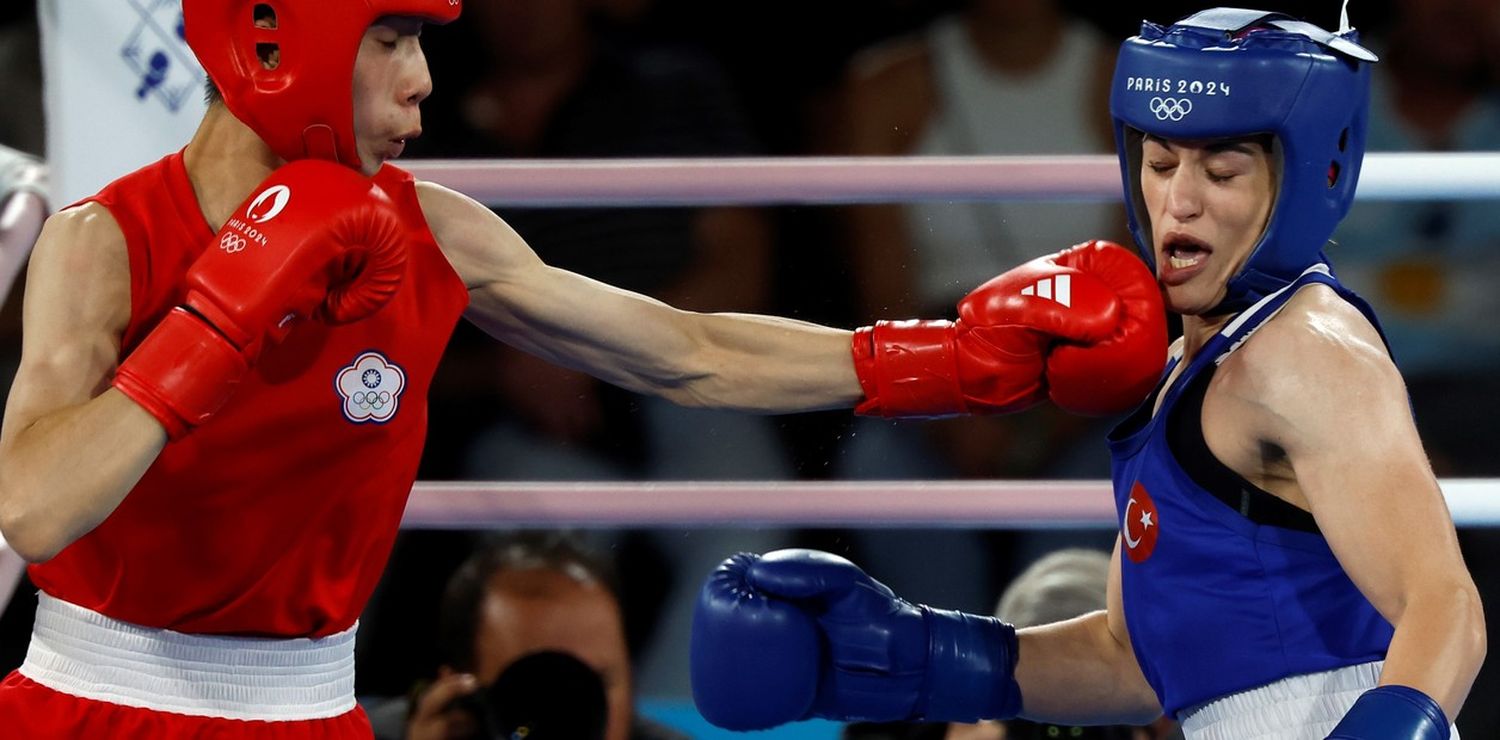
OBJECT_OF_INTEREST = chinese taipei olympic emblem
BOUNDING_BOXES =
[335,351,407,424]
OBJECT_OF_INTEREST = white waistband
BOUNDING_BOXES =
[19,592,357,721]
[1179,661,1460,740]
[1179,661,1380,739]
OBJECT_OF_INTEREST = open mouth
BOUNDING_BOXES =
[1163,232,1212,270]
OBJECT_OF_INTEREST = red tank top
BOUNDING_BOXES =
[30,152,469,637]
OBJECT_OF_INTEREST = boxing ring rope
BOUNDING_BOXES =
[0,144,48,306]
[404,152,1500,207]
[400,479,1500,529]
[0,191,47,289]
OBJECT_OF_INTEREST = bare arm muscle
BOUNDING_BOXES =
[1014,538,1160,725]
[418,182,862,412]
[0,204,167,562]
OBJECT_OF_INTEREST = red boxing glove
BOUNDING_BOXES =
[852,240,1166,417]
[1044,241,1167,415]
[113,160,407,438]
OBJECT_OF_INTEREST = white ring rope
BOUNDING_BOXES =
[0,191,48,307]
[404,153,1500,207]
[400,479,1500,529]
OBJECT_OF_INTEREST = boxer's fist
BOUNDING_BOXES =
[852,240,1165,417]
[1326,686,1449,740]
[1043,241,1167,415]
[690,553,822,730]
[690,550,1021,731]
[185,159,407,349]
[113,161,407,438]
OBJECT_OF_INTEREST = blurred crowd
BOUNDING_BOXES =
[1,0,1498,737]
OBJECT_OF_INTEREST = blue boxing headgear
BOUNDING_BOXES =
[1109,8,1378,315]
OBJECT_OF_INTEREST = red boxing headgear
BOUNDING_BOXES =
[184,0,461,169]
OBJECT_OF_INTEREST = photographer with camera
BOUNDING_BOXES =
[369,534,685,740]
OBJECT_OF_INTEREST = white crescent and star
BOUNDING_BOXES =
[1123,497,1154,549]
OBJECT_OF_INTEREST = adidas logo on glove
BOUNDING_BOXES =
[1020,275,1071,307]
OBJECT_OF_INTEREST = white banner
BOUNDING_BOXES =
[39,0,206,205]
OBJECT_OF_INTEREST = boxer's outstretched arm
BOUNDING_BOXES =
[0,204,166,562]
[1013,537,1162,726]
[421,185,1165,416]
[419,182,861,413]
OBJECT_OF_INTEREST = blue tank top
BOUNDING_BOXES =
[1106,265,1395,717]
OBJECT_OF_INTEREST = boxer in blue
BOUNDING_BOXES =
[689,9,1485,739]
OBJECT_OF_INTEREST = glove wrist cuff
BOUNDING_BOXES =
[112,308,250,440]
[919,606,1022,723]
[1328,686,1449,740]
[851,320,965,418]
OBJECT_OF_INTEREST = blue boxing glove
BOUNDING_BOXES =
[1326,686,1450,739]
[690,549,1022,731]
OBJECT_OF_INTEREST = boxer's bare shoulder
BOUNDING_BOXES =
[1213,282,1395,415]
[36,201,128,261]
[1202,282,1409,508]
[2,202,132,451]
[413,179,537,291]
[22,202,132,360]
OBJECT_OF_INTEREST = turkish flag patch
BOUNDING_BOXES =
[1123,482,1160,563]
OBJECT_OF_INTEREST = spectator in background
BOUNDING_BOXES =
[369,533,687,740]
[1331,0,1500,476]
[842,549,1179,740]
[824,0,1122,614]
[833,0,1121,482]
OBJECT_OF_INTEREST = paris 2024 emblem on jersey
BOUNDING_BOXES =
[1123,481,1160,563]
[335,351,406,424]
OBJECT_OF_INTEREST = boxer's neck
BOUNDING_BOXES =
[1179,313,1233,364]
[182,104,283,231]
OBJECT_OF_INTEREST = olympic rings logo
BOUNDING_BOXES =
[219,233,248,253]
[1149,97,1193,121]
[350,391,393,410]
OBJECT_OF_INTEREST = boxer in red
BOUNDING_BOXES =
[0,2,1167,737]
